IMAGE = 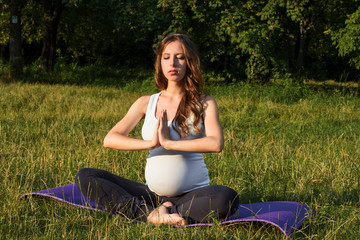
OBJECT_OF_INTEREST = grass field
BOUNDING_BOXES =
[1,70,360,239]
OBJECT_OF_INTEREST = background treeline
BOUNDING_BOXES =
[1,0,360,83]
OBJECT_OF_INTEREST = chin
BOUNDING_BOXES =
[167,75,186,82]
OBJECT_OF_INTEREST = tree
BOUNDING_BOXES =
[58,0,134,65]
[111,0,167,66]
[8,0,25,78]
[2,0,359,81]
[158,0,243,80]
[39,0,67,72]
[0,2,9,63]
[332,6,360,70]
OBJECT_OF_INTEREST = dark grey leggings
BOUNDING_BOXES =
[75,168,239,223]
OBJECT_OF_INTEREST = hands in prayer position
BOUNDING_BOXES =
[149,109,171,150]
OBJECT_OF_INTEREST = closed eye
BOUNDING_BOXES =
[176,54,185,59]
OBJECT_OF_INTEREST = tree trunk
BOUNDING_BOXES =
[296,19,309,68]
[224,54,231,83]
[0,45,7,63]
[9,0,24,79]
[39,0,66,72]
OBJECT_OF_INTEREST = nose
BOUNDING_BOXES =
[170,56,176,67]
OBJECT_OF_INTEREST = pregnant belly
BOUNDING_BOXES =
[145,155,190,197]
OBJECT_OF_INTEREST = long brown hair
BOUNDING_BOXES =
[154,33,204,137]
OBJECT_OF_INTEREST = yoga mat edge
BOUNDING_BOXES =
[20,184,314,236]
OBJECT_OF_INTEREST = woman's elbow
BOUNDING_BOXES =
[103,140,109,148]
[103,135,112,148]
[212,141,224,153]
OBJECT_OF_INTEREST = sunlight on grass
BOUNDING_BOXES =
[1,80,359,239]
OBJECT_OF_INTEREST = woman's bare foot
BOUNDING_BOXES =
[147,202,186,226]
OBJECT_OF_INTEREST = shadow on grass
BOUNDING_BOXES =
[1,64,154,89]
[1,64,359,100]
[304,79,360,96]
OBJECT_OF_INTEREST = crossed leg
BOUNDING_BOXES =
[75,168,238,225]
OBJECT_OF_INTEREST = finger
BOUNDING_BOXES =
[159,110,164,128]
[155,118,160,131]
[152,120,160,147]
[163,109,167,123]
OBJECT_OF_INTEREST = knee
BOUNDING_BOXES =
[214,186,239,217]
[75,168,94,187]
[214,185,238,203]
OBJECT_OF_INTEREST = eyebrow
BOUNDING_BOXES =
[162,53,184,56]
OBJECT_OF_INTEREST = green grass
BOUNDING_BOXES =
[1,69,360,239]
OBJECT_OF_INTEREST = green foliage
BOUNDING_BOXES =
[333,6,360,70]
[1,0,360,82]
[110,0,165,66]
[158,0,351,81]
[0,0,43,45]
[58,0,119,63]
[21,0,43,45]
[0,1,10,45]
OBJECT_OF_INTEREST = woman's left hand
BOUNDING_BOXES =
[159,109,171,148]
[156,96,224,153]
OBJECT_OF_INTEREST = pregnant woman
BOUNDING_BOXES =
[75,33,239,225]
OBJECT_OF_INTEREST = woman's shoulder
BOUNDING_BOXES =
[134,95,150,104]
[130,95,151,114]
[200,95,219,115]
[201,95,217,105]
[137,92,161,104]
[132,92,161,113]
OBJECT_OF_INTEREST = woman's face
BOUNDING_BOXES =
[161,40,187,83]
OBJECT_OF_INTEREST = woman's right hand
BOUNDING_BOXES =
[150,119,160,149]
[103,96,158,151]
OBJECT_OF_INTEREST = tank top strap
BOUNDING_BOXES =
[145,92,161,121]
[142,92,161,141]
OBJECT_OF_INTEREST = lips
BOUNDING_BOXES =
[168,70,178,75]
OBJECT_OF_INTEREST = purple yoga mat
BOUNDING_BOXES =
[20,184,313,236]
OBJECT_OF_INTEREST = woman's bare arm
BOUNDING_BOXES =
[103,96,160,151]
[159,96,224,153]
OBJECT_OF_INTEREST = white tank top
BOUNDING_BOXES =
[141,92,210,197]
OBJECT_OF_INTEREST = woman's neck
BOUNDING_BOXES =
[163,81,185,98]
